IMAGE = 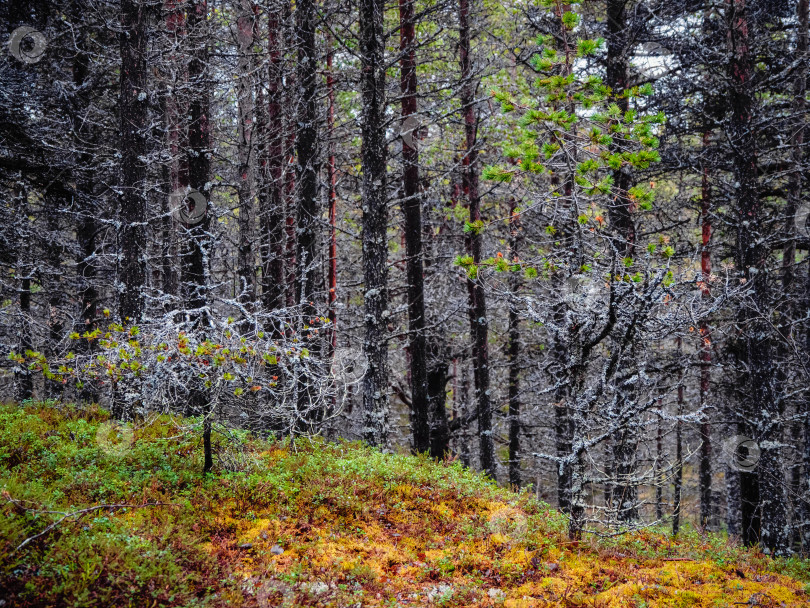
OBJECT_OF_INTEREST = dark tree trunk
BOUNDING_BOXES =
[606,0,638,525]
[605,0,634,256]
[162,0,187,307]
[294,0,322,426]
[283,0,297,310]
[552,292,572,513]
[15,183,33,402]
[186,0,213,473]
[804,278,810,551]
[71,10,98,402]
[698,129,713,530]
[655,418,663,521]
[610,423,639,523]
[507,199,521,488]
[726,0,788,554]
[119,0,148,324]
[259,2,286,320]
[786,0,807,550]
[184,0,211,327]
[400,0,429,454]
[360,0,389,446]
[235,0,257,309]
[427,338,451,459]
[459,0,496,478]
[673,344,684,535]
[294,0,320,317]
[326,36,338,373]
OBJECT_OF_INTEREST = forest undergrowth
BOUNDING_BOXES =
[2,402,810,607]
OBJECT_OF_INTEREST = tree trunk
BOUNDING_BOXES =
[699,129,713,529]
[15,183,33,402]
[400,0,429,454]
[325,36,339,425]
[294,0,320,319]
[283,0,297,310]
[162,0,187,308]
[427,335,451,458]
[459,0,496,478]
[507,199,521,488]
[326,36,338,382]
[726,0,788,554]
[605,0,634,256]
[71,11,98,403]
[655,418,663,521]
[294,0,322,426]
[119,0,148,324]
[606,0,638,525]
[259,1,286,321]
[184,0,211,326]
[186,0,213,472]
[235,0,257,309]
[673,343,684,535]
[360,0,389,446]
[786,0,807,550]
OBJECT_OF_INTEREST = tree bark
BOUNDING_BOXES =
[699,128,713,529]
[71,8,98,402]
[459,0,496,478]
[294,0,320,318]
[605,0,634,257]
[186,0,213,472]
[726,0,788,554]
[427,336,451,458]
[786,0,808,550]
[259,1,286,321]
[235,0,257,309]
[119,0,148,324]
[326,36,338,374]
[294,0,322,426]
[507,199,521,488]
[400,0,429,454]
[606,0,638,525]
[360,0,390,446]
[15,183,33,402]
[673,340,684,535]
[162,0,187,307]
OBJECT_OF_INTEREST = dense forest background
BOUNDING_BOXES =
[1,0,809,556]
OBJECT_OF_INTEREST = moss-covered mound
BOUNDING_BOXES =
[1,402,809,607]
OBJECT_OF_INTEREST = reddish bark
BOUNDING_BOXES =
[400,0,430,455]
[459,0,495,478]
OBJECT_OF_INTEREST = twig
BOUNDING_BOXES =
[6,495,176,556]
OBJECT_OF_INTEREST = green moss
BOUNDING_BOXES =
[1,402,808,607]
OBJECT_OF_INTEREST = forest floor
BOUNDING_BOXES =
[2,402,810,607]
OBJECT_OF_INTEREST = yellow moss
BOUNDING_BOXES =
[504,598,541,608]
[433,501,455,519]
[313,505,330,520]
[668,589,702,607]
[392,483,417,499]
[538,576,569,595]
